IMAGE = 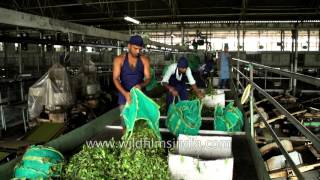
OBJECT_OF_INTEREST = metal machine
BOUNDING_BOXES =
[28,64,73,124]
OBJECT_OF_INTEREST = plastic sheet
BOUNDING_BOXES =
[28,64,73,119]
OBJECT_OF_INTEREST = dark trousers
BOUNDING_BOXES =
[219,79,228,89]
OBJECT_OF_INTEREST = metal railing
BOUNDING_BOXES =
[231,58,320,180]
[233,58,320,87]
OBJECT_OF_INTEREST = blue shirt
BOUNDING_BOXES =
[220,52,230,79]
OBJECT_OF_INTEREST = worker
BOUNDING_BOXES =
[197,52,214,88]
[217,44,231,89]
[161,57,204,110]
[112,35,151,126]
[203,52,215,77]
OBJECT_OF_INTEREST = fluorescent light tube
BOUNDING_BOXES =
[124,15,140,24]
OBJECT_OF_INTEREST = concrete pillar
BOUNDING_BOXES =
[181,25,184,45]
[237,25,240,89]
[280,30,285,51]
[117,41,122,56]
[242,30,245,52]
[307,29,310,51]
[319,29,320,51]
[39,32,45,71]
[81,35,85,65]
[293,28,298,96]
[16,27,24,101]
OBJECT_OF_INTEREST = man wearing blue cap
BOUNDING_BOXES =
[161,57,204,109]
[113,35,151,106]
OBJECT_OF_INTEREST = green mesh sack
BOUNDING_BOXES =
[122,88,161,139]
[14,145,64,179]
[22,146,64,163]
[14,166,48,179]
[162,65,169,77]
[20,158,63,177]
[225,102,243,131]
[214,105,228,131]
[186,54,201,72]
[214,102,243,132]
[146,67,158,91]
[166,98,202,136]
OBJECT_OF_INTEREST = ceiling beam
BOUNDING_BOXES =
[68,6,245,16]
[241,0,247,17]
[64,7,318,17]
[0,6,129,41]
[66,12,319,22]
[0,7,186,51]
[134,22,320,32]
[169,0,180,16]
[161,0,180,17]
[23,0,144,10]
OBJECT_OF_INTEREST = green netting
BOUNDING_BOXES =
[23,146,64,163]
[214,102,243,132]
[162,65,169,77]
[14,145,64,179]
[186,54,201,71]
[122,88,161,139]
[21,159,64,177]
[166,98,202,136]
[14,167,47,179]
[146,67,158,91]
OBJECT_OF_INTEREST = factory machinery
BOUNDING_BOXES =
[0,7,319,180]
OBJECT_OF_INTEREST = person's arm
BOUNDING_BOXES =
[112,55,131,104]
[135,55,151,89]
[191,84,204,98]
[186,68,204,99]
[161,64,178,96]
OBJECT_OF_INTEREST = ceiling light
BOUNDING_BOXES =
[124,16,140,24]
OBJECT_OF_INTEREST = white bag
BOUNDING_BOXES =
[168,153,234,180]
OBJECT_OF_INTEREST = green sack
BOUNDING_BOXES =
[214,102,243,132]
[122,88,161,139]
[161,65,169,77]
[186,54,201,72]
[14,145,64,179]
[166,98,202,136]
[22,146,64,163]
[146,67,158,91]
[14,166,48,179]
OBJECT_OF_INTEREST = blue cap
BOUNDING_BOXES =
[129,35,144,47]
[177,57,188,68]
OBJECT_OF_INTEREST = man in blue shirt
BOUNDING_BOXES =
[113,35,151,129]
[113,35,151,105]
[218,45,231,89]
[161,57,204,109]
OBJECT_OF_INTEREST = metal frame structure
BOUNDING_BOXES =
[231,58,320,179]
[0,7,186,51]
[0,0,318,31]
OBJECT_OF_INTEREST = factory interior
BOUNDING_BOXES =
[0,0,319,179]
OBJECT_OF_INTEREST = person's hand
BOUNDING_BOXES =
[124,92,131,104]
[196,91,205,99]
[134,84,142,90]
[169,87,179,97]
